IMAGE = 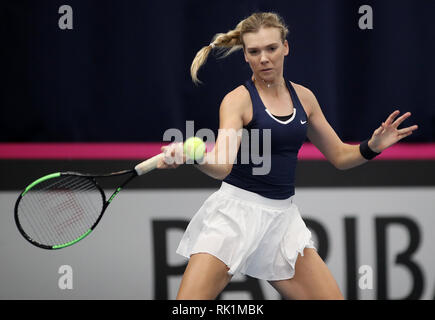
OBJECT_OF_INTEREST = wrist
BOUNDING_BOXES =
[360,139,381,160]
[367,139,382,153]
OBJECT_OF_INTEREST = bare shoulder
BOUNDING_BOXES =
[290,81,319,117]
[220,85,252,126]
[221,85,251,108]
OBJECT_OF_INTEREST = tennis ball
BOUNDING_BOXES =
[183,137,206,161]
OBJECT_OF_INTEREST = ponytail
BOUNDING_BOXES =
[190,22,243,84]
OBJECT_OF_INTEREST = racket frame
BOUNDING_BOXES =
[14,170,138,250]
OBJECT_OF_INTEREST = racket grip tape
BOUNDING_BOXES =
[134,153,164,176]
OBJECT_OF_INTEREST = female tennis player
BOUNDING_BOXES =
[158,12,418,300]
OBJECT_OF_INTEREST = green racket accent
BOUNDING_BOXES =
[52,229,92,249]
[22,172,61,196]
[108,187,122,203]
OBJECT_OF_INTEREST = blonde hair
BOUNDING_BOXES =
[190,12,289,84]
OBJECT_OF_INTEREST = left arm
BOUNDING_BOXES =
[295,84,418,170]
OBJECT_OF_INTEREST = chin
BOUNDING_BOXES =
[257,73,274,81]
[261,75,277,83]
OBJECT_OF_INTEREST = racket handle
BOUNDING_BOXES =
[134,153,164,176]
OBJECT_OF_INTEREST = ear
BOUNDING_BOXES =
[283,40,290,56]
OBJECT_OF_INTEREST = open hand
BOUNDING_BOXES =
[369,110,418,153]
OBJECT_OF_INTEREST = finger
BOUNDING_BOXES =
[164,150,175,165]
[392,112,412,128]
[377,121,388,134]
[163,144,171,155]
[157,158,167,169]
[164,143,179,164]
[169,163,179,169]
[373,124,384,136]
[384,110,400,126]
[397,125,419,135]
[162,143,174,151]
[397,131,413,140]
[174,143,185,165]
[165,143,177,157]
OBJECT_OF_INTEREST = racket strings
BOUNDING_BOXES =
[22,177,99,245]
[20,178,78,245]
[17,175,104,247]
[22,178,86,244]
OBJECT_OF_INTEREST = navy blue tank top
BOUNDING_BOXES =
[223,79,308,199]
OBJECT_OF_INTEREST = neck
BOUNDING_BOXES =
[253,75,285,90]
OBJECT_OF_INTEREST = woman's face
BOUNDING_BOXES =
[242,27,289,83]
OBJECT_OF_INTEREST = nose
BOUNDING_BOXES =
[260,51,269,64]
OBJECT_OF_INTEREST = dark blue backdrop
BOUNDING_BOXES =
[1,0,433,142]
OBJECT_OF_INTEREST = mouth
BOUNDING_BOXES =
[261,68,273,72]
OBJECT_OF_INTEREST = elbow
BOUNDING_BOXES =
[330,150,348,171]
[213,164,232,180]
[331,160,344,171]
[217,164,233,180]
[203,164,232,181]
[332,156,353,171]
[334,163,349,171]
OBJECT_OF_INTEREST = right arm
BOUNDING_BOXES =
[195,88,247,179]
[159,86,248,180]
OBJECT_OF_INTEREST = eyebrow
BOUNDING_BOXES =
[246,42,280,51]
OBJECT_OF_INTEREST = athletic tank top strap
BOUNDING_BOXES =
[284,79,305,114]
[242,79,266,126]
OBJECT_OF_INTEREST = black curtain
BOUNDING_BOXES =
[1,0,433,142]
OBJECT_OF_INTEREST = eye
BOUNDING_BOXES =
[248,49,259,55]
[268,46,277,52]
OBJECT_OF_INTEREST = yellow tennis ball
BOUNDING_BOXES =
[183,137,206,161]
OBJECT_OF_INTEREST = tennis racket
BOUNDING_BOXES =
[14,153,164,250]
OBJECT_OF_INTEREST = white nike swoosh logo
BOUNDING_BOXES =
[301,120,307,124]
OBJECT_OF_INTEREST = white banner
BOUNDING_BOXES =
[1,187,434,300]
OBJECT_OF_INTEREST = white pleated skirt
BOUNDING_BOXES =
[176,182,316,281]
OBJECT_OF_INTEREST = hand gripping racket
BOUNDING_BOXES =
[14,153,164,250]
